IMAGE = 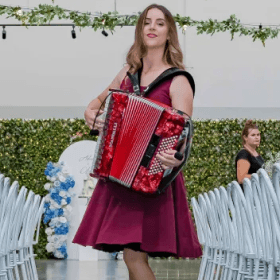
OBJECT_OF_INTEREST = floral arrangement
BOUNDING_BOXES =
[264,151,280,179]
[43,161,76,259]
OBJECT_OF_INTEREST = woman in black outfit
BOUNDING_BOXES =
[235,120,265,189]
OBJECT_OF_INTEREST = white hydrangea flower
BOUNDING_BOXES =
[47,176,51,181]
[59,217,67,223]
[54,250,64,258]
[47,236,53,243]
[46,243,55,253]
[52,235,61,243]
[59,236,68,242]
[50,200,60,209]
[59,175,66,182]
[54,240,64,249]
[45,194,51,203]
[44,183,51,190]
[54,180,60,187]
[50,176,56,182]
[45,228,54,236]
[49,218,61,228]
[59,191,67,198]
[61,199,67,206]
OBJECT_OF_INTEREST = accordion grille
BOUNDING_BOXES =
[110,95,163,186]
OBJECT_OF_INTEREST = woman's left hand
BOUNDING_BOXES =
[156,149,185,170]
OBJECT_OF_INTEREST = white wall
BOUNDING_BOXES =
[0,0,279,119]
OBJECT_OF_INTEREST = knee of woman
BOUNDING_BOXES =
[123,248,148,266]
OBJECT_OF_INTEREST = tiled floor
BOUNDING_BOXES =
[36,258,201,280]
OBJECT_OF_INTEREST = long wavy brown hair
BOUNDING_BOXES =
[126,4,185,74]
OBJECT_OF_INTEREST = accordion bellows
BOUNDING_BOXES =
[90,92,185,195]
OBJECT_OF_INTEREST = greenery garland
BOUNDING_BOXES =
[0,4,279,46]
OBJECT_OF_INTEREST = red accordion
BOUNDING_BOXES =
[90,90,192,196]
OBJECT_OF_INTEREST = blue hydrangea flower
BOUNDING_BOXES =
[44,203,50,209]
[66,197,71,204]
[54,224,69,235]
[58,243,67,255]
[50,193,63,205]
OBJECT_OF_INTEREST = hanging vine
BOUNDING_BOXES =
[0,4,279,46]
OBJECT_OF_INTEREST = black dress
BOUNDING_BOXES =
[235,148,265,189]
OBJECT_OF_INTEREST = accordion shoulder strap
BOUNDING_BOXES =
[127,67,195,97]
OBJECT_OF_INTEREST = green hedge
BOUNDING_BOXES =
[0,118,280,259]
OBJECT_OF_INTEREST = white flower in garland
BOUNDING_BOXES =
[43,161,76,259]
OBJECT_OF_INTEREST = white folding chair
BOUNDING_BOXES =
[6,184,27,279]
[0,178,11,229]
[218,183,242,280]
[200,192,220,280]
[258,168,280,279]
[272,163,280,279]
[272,163,280,203]
[0,181,19,280]
[24,195,44,280]
[191,196,207,280]
[219,186,239,280]
[197,194,215,280]
[16,191,35,280]
[0,175,5,219]
[207,190,226,280]
[211,188,231,279]
[231,180,261,280]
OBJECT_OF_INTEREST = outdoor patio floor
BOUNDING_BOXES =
[35,258,201,280]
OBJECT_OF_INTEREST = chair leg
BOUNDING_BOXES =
[18,250,28,280]
[5,254,14,280]
[252,259,260,280]
[28,246,38,280]
[11,252,20,280]
[267,263,276,280]
[214,249,224,280]
[0,256,8,280]
[198,246,209,280]
[209,249,218,280]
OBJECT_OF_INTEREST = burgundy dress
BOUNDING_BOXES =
[72,75,202,258]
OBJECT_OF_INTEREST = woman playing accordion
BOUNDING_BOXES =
[72,4,202,280]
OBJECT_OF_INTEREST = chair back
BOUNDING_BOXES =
[191,197,205,245]
[258,168,280,266]
[272,163,280,203]
[0,177,11,226]
[18,190,35,249]
[0,181,19,255]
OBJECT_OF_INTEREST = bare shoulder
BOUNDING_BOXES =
[169,75,193,99]
[169,75,194,117]
[96,64,130,104]
[116,64,130,84]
